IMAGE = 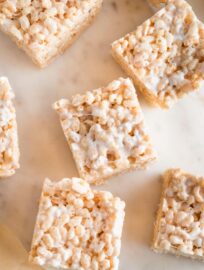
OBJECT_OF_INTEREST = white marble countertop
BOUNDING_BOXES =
[0,0,204,269]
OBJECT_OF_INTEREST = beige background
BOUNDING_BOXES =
[0,0,204,269]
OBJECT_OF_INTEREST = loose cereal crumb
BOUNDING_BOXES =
[147,0,169,11]
[53,77,156,185]
[112,0,204,108]
[0,77,20,177]
[29,177,125,270]
[0,0,103,67]
[153,168,204,261]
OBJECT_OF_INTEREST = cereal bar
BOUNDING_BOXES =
[53,77,156,185]
[29,177,125,270]
[0,0,103,68]
[153,168,204,261]
[112,0,204,108]
[0,77,20,177]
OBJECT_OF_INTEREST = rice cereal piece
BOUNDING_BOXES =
[112,0,204,109]
[153,168,204,261]
[0,77,20,177]
[147,0,168,11]
[0,0,103,68]
[29,177,125,270]
[53,77,156,185]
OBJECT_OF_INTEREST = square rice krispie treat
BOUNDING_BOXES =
[153,168,204,261]
[147,0,168,11]
[29,177,125,270]
[112,0,204,109]
[0,77,20,177]
[0,0,103,68]
[53,77,156,185]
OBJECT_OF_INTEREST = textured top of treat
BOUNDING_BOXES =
[0,0,99,65]
[154,168,204,257]
[112,0,204,108]
[54,77,156,183]
[29,177,125,270]
[0,77,19,176]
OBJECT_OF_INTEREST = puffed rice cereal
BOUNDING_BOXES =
[0,77,20,177]
[29,177,125,270]
[153,168,204,261]
[53,77,156,185]
[0,0,103,68]
[112,0,204,108]
[147,0,168,11]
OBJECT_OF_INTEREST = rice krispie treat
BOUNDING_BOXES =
[147,0,168,11]
[0,77,20,177]
[53,77,156,185]
[153,168,204,261]
[0,0,103,68]
[29,177,125,270]
[112,0,204,109]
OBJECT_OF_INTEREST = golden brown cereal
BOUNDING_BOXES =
[147,0,168,11]
[0,77,19,177]
[153,169,204,261]
[112,0,204,108]
[53,77,156,185]
[0,0,103,68]
[29,177,125,270]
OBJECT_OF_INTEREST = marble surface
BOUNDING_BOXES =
[0,0,204,269]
